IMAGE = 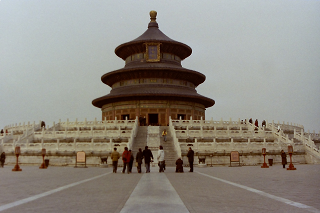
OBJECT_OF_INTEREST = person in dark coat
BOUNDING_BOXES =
[249,118,252,124]
[143,146,153,173]
[128,150,134,173]
[176,158,184,173]
[255,119,258,127]
[0,152,6,168]
[281,150,287,168]
[187,147,194,172]
[41,121,46,129]
[136,148,144,173]
[262,120,266,127]
[122,147,130,174]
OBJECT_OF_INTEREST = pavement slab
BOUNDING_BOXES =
[0,164,319,213]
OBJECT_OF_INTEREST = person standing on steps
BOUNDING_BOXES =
[111,148,120,173]
[162,129,167,142]
[187,147,194,172]
[157,146,165,172]
[122,147,130,174]
[143,146,153,173]
[136,148,143,173]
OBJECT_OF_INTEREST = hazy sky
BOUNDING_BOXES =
[1,0,319,131]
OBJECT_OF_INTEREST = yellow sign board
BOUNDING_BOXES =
[77,151,86,163]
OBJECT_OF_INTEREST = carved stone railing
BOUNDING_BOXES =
[2,118,139,155]
[294,129,320,159]
[169,117,182,158]
[127,117,139,150]
[170,117,310,156]
[267,122,294,148]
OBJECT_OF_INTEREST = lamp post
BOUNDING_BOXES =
[261,148,269,168]
[12,146,22,171]
[39,148,47,169]
[287,145,296,170]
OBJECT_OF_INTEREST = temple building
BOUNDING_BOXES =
[1,11,319,168]
[92,11,215,126]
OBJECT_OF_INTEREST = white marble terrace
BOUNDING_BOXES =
[0,116,319,165]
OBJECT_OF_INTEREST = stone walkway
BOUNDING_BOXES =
[0,164,319,213]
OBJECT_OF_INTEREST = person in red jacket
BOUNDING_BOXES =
[122,147,131,174]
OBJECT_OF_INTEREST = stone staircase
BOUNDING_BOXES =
[131,126,178,166]
[131,126,148,156]
[159,126,178,166]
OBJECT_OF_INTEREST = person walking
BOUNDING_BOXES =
[162,129,167,142]
[187,147,194,172]
[175,157,184,173]
[122,147,130,174]
[128,150,134,173]
[136,148,143,173]
[110,148,120,173]
[143,146,153,173]
[157,146,165,172]
[0,152,5,168]
[281,150,287,168]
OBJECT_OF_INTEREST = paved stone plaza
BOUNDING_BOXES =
[0,164,319,213]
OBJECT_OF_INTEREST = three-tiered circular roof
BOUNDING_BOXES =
[92,11,215,109]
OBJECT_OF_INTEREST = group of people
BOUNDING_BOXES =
[241,119,267,129]
[175,147,194,173]
[110,146,155,174]
[110,145,195,173]
[0,129,8,136]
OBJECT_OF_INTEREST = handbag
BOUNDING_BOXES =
[135,162,138,167]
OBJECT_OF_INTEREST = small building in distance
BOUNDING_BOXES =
[92,11,215,126]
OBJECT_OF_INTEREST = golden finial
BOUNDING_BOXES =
[150,10,157,22]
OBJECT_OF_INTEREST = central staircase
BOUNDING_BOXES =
[131,126,148,156]
[159,126,178,166]
[131,126,178,167]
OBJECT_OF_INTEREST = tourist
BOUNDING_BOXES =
[157,146,165,172]
[136,148,143,173]
[187,147,194,172]
[0,152,5,168]
[41,121,46,129]
[262,120,266,127]
[128,150,134,173]
[122,147,130,174]
[143,146,153,173]
[249,118,252,124]
[110,148,120,173]
[0,129,3,136]
[281,150,287,168]
[277,125,281,132]
[175,157,184,173]
[255,119,258,127]
[244,119,247,124]
[162,129,167,142]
